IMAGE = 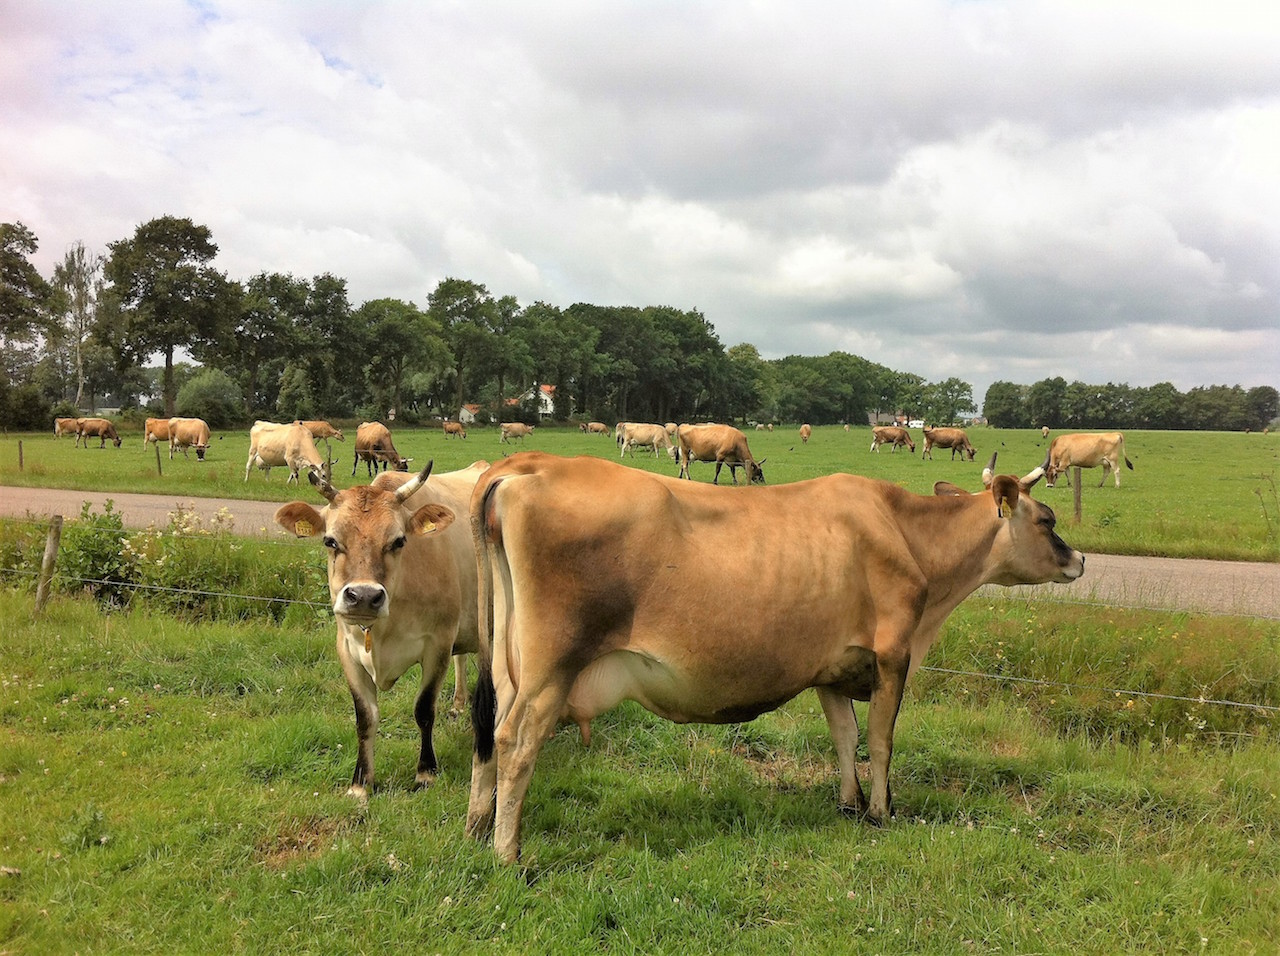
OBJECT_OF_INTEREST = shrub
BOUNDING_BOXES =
[176,368,242,428]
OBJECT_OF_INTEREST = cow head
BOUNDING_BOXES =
[194,443,207,460]
[112,434,123,448]
[935,453,1084,586]
[747,457,767,485]
[274,461,453,625]
[905,437,916,453]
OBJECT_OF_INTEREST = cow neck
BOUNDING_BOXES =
[898,492,1003,610]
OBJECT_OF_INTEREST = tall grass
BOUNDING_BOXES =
[2,589,1278,953]
[3,424,1278,560]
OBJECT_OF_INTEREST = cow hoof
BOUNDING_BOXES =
[347,783,370,803]
[464,813,494,841]
[411,772,437,792]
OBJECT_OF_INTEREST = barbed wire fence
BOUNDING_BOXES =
[1,512,1277,719]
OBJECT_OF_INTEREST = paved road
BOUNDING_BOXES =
[3,484,1279,619]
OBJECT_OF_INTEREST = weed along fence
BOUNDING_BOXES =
[2,506,1278,746]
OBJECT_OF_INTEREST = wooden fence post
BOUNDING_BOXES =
[1073,467,1083,524]
[17,440,22,471]
[34,515,64,616]
[155,442,163,476]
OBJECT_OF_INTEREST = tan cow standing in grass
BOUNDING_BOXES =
[676,423,765,484]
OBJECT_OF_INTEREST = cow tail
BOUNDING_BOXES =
[1125,456,1134,471]
[470,476,503,764]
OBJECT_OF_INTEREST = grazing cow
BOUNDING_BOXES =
[245,421,329,483]
[54,417,80,439]
[586,422,611,436]
[922,426,976,461]
[800,423,812,444]
[499,422,534,444]
[1041,426,1050,438]
[1042,432,1134,488]
[75,417,122,448]
[443,421,467,439]
[676,423,765,485]
[844,424,850,432]
[619,422,677,459]
[755,423,765,431]
[143,417,172,450]
[353,421,410,476]
[870,426,916,454]
[167,417,211,460]
[463,452,1084,862]
[665,423,678,438]
[275,460,488,798]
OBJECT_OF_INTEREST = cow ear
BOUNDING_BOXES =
[275,502,326,538]
[991,475,1021,518]
[410,503,455,536]
[933,481,967,497]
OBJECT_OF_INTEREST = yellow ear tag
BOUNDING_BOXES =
[422,522,436,535]
[295,518,313,537]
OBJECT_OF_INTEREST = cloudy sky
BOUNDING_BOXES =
[4,0,1278,406]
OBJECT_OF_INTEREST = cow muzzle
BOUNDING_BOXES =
[335,583,389,621]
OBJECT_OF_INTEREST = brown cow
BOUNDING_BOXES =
[499,422,534,444]
[298,420,345,443]
[75,417,122,448]
[275,460,488,798]
[443,421,467,439]
[353,422,410,476]
[54,417,80,439]
[463,452,1083,862]
[870,426,916,454]
[619,422,676,459]
[246,421,329,482]
[800,423,812,444]
[922,426,975,461]
[167,417,211,460]
[144,417,172,450]
[586,422,611,436]
[676,423,765,484]
[1042,432,1134,488]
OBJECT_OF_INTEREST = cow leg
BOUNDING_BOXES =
[865,647,910,825]
[351,451,358,477]
[412,647,452,789]
[816,686,868,814]
[493,679,571,863]
[1101,460,1112,488]
[244,454,255,481]
[449,653,469,715]
[337,637,379,799]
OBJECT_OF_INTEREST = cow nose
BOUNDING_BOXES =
[341,584,387,614]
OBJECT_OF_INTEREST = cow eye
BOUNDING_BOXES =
[323,536,339,552]
[388,536,407,552]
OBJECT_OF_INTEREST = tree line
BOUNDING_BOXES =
[983,378,1278,433]
[3,216,1274,432]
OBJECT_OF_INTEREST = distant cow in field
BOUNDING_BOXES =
[144,417,172,450]
[354,422,410,476]
[676,423,765,485]
[500,422,534,444]
[54,417,80,439]
[581,421,609,436]
[76,418,122,449]
[922,426,975,461]
[870,426,916,454]
[619,422,676,459]
[1041,426,1050,438]
[168,417,211,460]
[245,421,330,483]
[800,424,812,444]
[443,421,467,439]
[1042,432,1134,488]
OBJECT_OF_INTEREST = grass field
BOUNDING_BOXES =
[2,590,1278,953]
[2,423,1278,561]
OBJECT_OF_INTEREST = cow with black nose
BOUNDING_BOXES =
[276,460,488,799]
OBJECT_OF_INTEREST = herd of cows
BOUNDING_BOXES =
[51,413,1138,862]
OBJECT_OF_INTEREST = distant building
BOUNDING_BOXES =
[458,403,483,424]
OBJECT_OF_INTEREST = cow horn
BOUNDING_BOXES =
[982,452,997,489]
[1020,466,1045,490]
[395,460,435,502]
[308,467,339,502]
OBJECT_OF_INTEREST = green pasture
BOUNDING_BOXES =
[2,423,1278,560]
[2,591,1277,953]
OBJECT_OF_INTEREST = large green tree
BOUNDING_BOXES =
[226,272,308,415]
[428,278,499,413]
[103,216,236,415]
[0,221,53,387]
[355,298,449,417]
[49,242,104,408]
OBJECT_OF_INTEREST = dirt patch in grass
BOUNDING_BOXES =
[255,814,354,869]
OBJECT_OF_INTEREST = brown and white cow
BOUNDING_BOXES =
[922,426,975,461]
[275,460,488,799]
[619,422,677,459]
[144,417,172,450]
[75,417,122,448]
[1042,432,1134,488]
[54,417,80,439]
[463,452,1084,862]
[499,422,534,444]
[800,423,812,444]
[353,421,410,476]
[245,421,329,483]
[675,423,765,484]
[870,426,916,454]
[443,421,467,439]
[166,417,211,460]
